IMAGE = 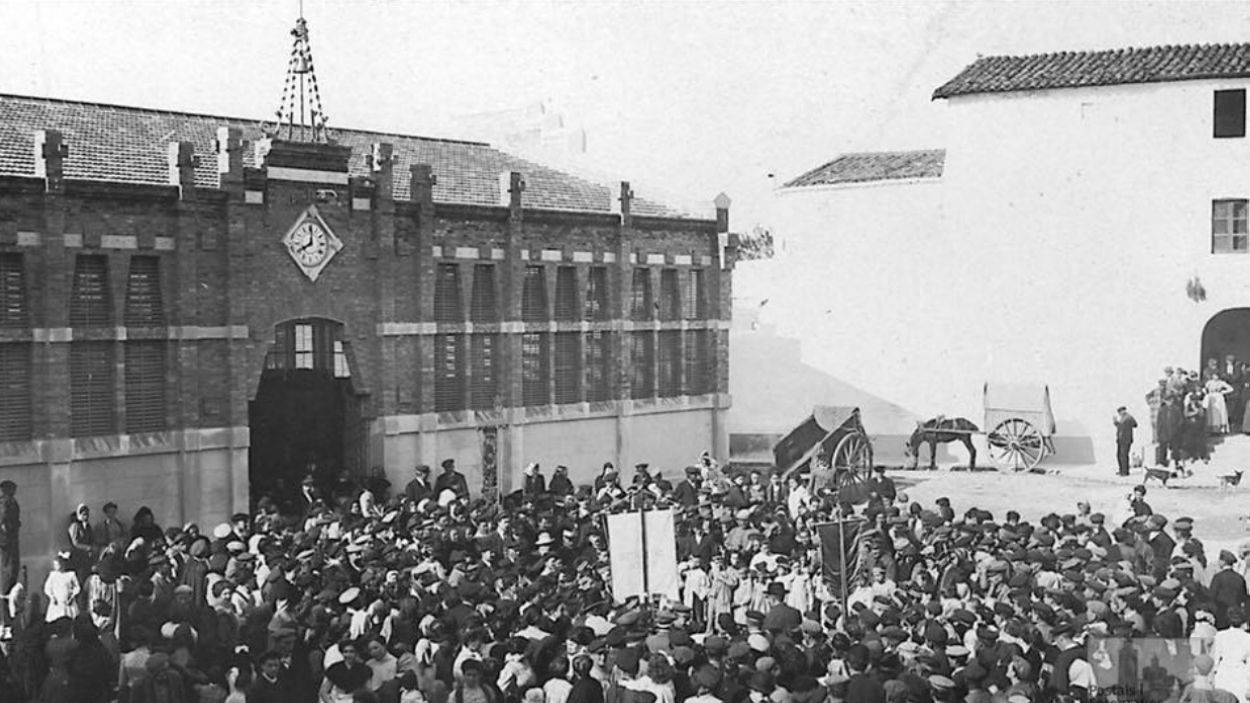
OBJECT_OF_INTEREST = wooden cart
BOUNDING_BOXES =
[983,382,1057,471]
[773,406,875,503]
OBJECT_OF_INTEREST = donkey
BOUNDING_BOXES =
[905,416,979,470]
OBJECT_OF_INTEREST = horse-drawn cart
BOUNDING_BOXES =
[773,406,875,503]
[983,382,1056,471]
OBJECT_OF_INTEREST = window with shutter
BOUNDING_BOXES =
[470,264,498,322]
[554,266,577,321]
[585,266,609,321]
[1215,89,1247,138]
[470,333,499,410]
[434,264,463,322]
[522,266,548,322]
[684,330,710,395]
[659,269,680,321]
[70,255,112,327]
[0,343,32,441]
[71,341,116,437]
[585,331,612,402]
[522,332,549,406]
[125,340,166,433]
[554,332,580,404]
[686,269,706,320]
[0,254,28,328]
[658,330,681,396]
[631,268,652,320]
[434,334,465,412]
[631,332,655,399]
[124,255,164,326]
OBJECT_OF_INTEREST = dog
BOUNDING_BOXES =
[1219,470,1244,489]
[1143,467,1178,487]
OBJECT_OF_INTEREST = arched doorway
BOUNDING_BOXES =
[1201,308,1250,375]
[248,318,366,510]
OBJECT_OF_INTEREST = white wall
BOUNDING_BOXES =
[770,77,1250,465]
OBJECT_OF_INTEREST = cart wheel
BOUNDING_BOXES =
[832,431,875,503]
[986,418,1045,471]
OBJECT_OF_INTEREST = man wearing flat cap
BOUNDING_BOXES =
[1209,549,1248,628]
[435,458,469,501]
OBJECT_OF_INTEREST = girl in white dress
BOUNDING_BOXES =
[1211,605,1250,703]
[1207,377,1235,434]
[43,552,80,621]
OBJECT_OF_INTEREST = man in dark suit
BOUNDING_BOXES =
[405,464,433,504]
[761,581,802,633]
[672,466,701,507]
[1209,550,1248,628]
[434,458,469,501]
[523,463,546,495]
[548,465,574,497]
[1114,406,1138,477]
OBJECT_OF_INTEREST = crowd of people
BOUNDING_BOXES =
[1141,360,1250,469]
[1,454,1250,703]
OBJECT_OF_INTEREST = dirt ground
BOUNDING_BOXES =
[888,462,1250,556]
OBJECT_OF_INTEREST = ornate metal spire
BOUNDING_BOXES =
[264,10,332,143]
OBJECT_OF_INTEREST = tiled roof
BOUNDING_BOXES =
[0,93,693,218]
[934,43,1250,99]
[782,150,945,188]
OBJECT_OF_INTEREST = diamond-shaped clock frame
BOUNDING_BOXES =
[281,205,343,282]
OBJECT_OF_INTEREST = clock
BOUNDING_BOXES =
[281,205,343,282]
[291,222,330,266]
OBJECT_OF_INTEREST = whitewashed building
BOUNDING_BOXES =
[767,44,1250,466]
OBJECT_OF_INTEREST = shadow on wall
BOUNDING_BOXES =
[1051,420,1096,466]
[728,309,954,468]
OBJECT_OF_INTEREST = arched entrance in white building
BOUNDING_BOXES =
[1200,309,1250,376]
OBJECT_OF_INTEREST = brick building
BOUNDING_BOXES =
[0,86,734,578]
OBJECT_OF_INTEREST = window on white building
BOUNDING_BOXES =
[1212,199,1249,253]
[1214,90,1246,139]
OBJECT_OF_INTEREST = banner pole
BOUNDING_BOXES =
[639,506,650,599]
[838,515,849,619]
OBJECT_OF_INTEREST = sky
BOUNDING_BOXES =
[3,0,1250,227]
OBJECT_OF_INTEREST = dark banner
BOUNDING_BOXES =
[817,520,862,595]
[1088,637,1211,703]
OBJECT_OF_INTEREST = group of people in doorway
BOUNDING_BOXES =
[1145,358,1250,469]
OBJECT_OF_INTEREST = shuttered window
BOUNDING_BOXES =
[434,334,465,412]
[686,269,706,320]
[1215,89,1247,138]
[125,340,166,433]
[631,332,655,399]
[585,331,612,402]
[434,264,463,322]
[71,341,116,437]
[70,255,112,327]
[470,333,499,410]
[659,269,680,321]
[585,266,609,321]
[470,264,498,322]
[522,266,547,322]
[554,332,580,404]
[684,330,710,395]
[630,268,652,320]
[658,330,681,397]
[124,255,164,326]
[522,332,549,406]
[0,343,32,441]
[0,254,28,328]
[554,266,577,321]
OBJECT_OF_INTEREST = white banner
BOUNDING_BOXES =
[606,509,680,602]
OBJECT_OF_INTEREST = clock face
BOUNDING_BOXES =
[282,206,342,282]
[291,222,330,266]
